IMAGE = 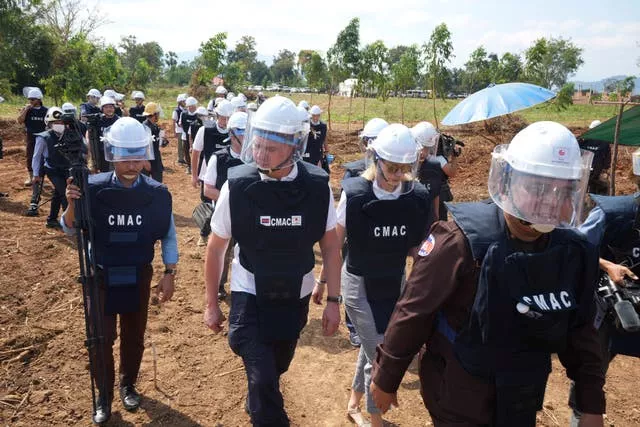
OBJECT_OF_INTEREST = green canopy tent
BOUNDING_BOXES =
[581,104,640,146]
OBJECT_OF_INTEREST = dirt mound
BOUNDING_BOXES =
[1,119,639,426]
[0,118,25,146]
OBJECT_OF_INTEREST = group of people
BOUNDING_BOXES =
[14,84,640,427]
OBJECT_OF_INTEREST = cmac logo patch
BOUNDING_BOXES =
[259,215,303,227]
[552,146,569,164]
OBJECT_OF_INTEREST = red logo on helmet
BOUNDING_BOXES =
[558,149,566,156]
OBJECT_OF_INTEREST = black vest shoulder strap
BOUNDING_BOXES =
[342,176,372,198]
[447,201,505,261]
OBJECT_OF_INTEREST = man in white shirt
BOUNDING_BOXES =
[203,96,341,426]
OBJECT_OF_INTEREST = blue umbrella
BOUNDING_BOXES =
[442,83,556,126]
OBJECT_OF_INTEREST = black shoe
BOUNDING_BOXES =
[119,384,141,412]
[92,397,111,425]
[46,218,62,229]
[349,330,361,348]
[217,287,228,300]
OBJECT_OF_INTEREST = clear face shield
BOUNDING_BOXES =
[227,128,245,153]
[102,125,155,162]
[199,114,216,128]
[488,145,593,230]
[240,111,309,173]
[364,148,419,195]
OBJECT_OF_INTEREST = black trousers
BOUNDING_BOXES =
[199,184,212,237]
[228,292,309,426]
[44,167,68,221]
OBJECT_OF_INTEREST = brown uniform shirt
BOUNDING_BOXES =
[372,220,606,424]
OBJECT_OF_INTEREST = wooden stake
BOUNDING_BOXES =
[609,102,626,195]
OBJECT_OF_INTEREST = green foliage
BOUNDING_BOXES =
[604,76,636,97]
[249,61,271,86]
[222,61,245,91]
[93,46,126,90]
[554,82,574,110]
[524,37,583,89]
[328,17,361,90]
[392,46,420,93]
[464,46,490,93]
[361,41,390,101]
[423,23,454,98]
[197,32,228,81]
[270,50,297,85]
[303,52,329,91]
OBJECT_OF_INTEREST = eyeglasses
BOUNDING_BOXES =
[380,159,412,174]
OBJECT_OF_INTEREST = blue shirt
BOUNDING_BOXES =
[60,173,179,265]
[577,206,606,247]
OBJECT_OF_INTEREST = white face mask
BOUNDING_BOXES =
[52,124,65,134]
[311,120,319,126]
[531,224,555,233]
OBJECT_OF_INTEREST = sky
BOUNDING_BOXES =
[85,0,639,82]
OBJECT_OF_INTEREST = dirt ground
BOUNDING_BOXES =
[1,117,639,426]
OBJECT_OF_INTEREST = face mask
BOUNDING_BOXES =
[531,224,555,233]
[52,124,65,134]
[311,120,319,126]
[121,174,138,180]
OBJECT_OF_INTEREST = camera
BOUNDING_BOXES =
[439,133,465,159]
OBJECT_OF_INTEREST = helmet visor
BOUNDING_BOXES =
[365,149,419,195]
[102,125,154,162]
[240,111,309,171]
[488,145,593,227]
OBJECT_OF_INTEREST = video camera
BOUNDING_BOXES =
[595,272,640,332]
[54,112,88,166]
[439,133,465,159]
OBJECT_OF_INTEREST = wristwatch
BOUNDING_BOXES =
[326,295,343,304]
[164,268,177,276]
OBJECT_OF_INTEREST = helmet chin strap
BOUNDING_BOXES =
[376,158,391,184]
[257,158,294,175]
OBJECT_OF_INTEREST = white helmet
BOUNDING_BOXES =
[176,93,188,102]
[195,106,209,116]
[366,124,420,193]
[369,124,419,164]
[228,111,248,130]
[185,96,198,107]
[102,117,154,162]
[633,150,640,176]
[214,97,225,108]
[226,92,235,101]
[360,118,389,139]
[100,96,116,107]
[247,102,258,112]
[104,89,117,99]
[132,91,145,100]
[86,88,101,98]
[215,86,227,95]
[61,102,76,115]
[298,100,310,111]
[589,120,601,129]
[240,96,310,171]
[411,121,439,148]
[488,121,593,230]
[309,105,322,115]
[238,93,247,102]
[215,99,235,117]
[44,107,63,125]
[27,88,43,99]
[231,96,247,110]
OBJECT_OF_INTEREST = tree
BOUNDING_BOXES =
[423,23,454,126]
[361,41,390,101]
[222,61,245,91]
[303,52,328,91]
[387,45,411,66]
[227,35,257,82]
[604,76,636,97]
[93,46,126,90]
[298,49,315,76]
[118,35,164,84]
[327,17,361,128]
[249,61,271,86]
[39,0,109,43]
[165,51,178,69]
[392,47,420,122]
[498,52,523,83]
[270,49,297,84]
[197,32,228,81]
[524,37,584,89]
[464,46,490,93]
[0,1,55,92]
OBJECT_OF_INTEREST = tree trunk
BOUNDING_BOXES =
[362,96,367,130]
[401,96,405,124]
[432,77,439,128]
[328,84,333,131]
[609,102,625,195]
[348,93,353,134]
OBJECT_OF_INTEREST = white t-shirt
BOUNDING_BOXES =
[203,148,241,187]
[211,163,337,298]
[172,108,183,134]
[336,179,403,228]
[436,155,448,168]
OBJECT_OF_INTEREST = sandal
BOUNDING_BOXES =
[347,406,371,427]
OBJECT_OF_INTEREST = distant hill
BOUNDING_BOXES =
[571,75,640,95]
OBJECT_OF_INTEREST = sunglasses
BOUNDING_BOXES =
[380,159,412,174]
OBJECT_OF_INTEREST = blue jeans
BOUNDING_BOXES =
[228,292,310,426]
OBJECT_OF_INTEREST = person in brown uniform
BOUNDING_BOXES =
[370,121,606,427]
